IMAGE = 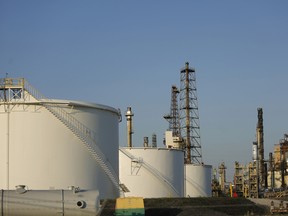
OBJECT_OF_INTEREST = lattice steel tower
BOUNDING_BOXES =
[164,85,181,137]
[180,62,202,164]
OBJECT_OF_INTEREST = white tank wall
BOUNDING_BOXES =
[185,164,212,197]
[119,147,184,198]
[0,98,119,199]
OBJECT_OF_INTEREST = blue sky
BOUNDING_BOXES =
[1,0,288,181]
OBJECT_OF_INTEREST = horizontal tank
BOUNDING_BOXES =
[119,147,184,198]
[185,164,212,197]
[0,187,100,216]
[0,78,120,199]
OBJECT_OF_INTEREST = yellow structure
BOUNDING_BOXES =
[115,197,145,216]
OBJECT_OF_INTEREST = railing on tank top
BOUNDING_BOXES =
[20,78,119,190]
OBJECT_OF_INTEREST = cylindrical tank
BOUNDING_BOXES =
[0,78,120,199]
[185,164,212,197]
[0,187,100,216]
[119,147,184,198]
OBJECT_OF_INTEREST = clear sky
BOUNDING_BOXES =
[1,0,288,181]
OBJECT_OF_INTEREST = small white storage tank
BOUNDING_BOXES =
[119,147,184,198]
[0,78,120,199]
[185,164,212,197]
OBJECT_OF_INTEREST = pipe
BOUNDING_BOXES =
[0,188,100,216]
[269,152,274,189]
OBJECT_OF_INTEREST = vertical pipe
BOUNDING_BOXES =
[185,62,191,164]
[125,107,134,148]
[6,105,10,190]
[257,108,264,189]
[152,133,157,148]
[264,163,268,188]
[143,137,148,148]
[281,159,285,188]
[269,152,274,189]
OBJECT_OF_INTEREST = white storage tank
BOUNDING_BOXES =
[0,78,120,199]
[185,164,212,197]
[119,147,184,198]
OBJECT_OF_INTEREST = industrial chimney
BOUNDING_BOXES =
[256,108,264,189]
[125,107,134,147]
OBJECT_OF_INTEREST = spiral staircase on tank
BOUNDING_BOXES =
[0,78,120,191]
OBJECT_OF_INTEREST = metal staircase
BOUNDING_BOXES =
[120,148,180,196]
[21,79,119,190]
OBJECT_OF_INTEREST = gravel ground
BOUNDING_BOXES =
[249,198,283,208]
[100,197,269,216]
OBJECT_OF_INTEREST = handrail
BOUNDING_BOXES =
[120,148,180,196]
[22,79,119,190]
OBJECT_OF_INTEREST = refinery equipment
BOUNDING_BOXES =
[152,133,157,147]
[179,62,202,164]
[256,108,265,189]
[0,78,121,203]
[119,62,211,198]
[125,107,134,148]
[233,109,288,198]
[179,62,211,197]
[232,108,266,198]
[249,161,258,198]
[268,134,288,189]
[120,106,184,198]
[164,85,183,149]
[143,137,149,147]
[164,85,181,137]
[218,162,227,192]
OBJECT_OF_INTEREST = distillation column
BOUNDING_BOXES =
[163,85,181,137]
[257,108,264,189]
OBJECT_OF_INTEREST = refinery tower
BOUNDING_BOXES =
[164,62,211,197]
[164,62,203,164]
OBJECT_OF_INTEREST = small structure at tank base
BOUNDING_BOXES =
[115,197,145,216]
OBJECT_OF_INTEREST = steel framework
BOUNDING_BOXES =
[164,85,181,137]
[179,62,202,164]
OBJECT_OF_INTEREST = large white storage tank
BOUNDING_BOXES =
[185,164,212,197]
[0,78,120,199]
[119,147,184,198]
